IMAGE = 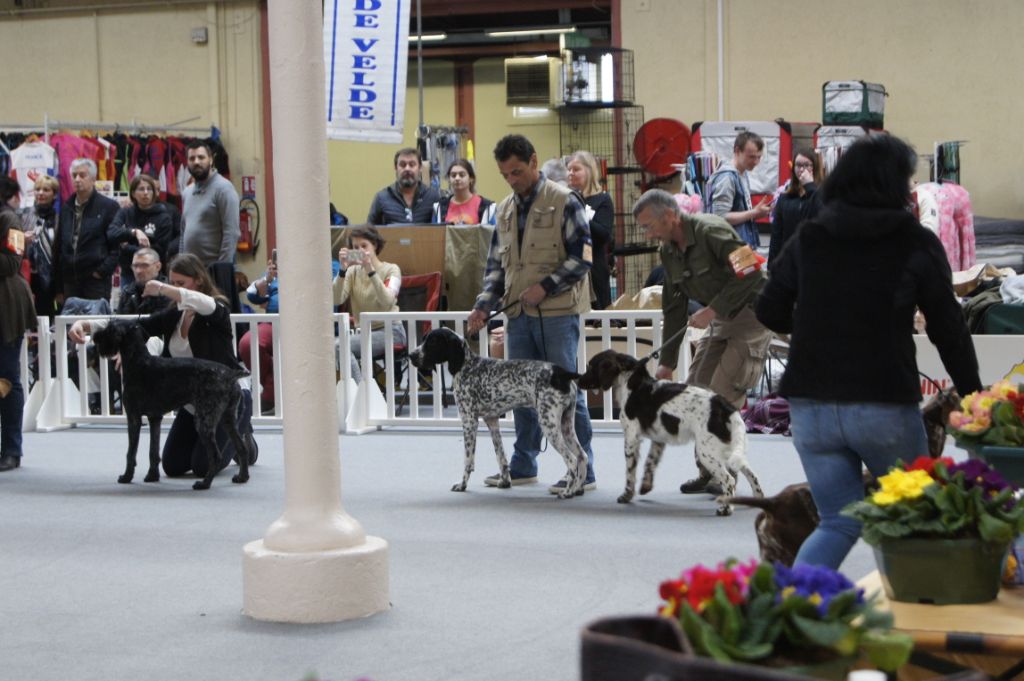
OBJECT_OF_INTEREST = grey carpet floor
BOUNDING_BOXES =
[1,427,882,681]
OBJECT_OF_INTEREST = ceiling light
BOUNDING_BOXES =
[412,32,447,42]
[486,26,577,38]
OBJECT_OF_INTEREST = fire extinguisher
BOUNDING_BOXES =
[237,197,260,254]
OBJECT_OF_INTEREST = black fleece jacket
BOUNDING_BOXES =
[755,201,981,403]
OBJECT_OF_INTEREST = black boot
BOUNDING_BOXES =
[0,455,22,472]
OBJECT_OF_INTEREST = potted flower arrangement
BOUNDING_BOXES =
[947,379,1024,486]
[843,456,1024,604]
[655,558,912,679]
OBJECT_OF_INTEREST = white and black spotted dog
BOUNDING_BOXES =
[577,350,763,515]
[409,327,589,498]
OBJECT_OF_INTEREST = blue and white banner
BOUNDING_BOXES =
[324,0,410,143]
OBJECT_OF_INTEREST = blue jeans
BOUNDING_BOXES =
[789,399,928,570]
[506,313,594,482]
[0,337,25,459]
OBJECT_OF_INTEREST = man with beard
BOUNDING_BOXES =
[366,147,440,225]
[180,140,240,265]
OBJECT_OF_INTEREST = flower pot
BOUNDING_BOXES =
[580,615,856,681]
[873,537,1008,604]
[966,445,1024,488]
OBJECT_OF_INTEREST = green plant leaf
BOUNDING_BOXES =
[790,612,849,647]
[978,513,1014,544]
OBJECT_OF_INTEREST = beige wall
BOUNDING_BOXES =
[326,57,564,221]
[0,1,267,280]
[623,0,1024,218]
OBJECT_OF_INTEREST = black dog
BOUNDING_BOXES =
[409,327,589,498]
[91,319,251,491]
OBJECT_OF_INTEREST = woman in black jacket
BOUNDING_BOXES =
[755,135,982,570]
[69,253,255,479]
[767,147,822,264]
[107,173,181,291]
[567,150,615,309]
[0,211,37,472]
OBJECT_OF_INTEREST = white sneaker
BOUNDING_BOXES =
[484,473,537,487]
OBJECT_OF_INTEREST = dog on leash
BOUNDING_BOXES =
[409,327,589,498]
[91,319,251,491]
[577,350,763,515]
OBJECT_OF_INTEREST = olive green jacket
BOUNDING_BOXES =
[658,212,766,368]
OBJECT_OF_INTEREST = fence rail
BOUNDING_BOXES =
[19,310,686,434]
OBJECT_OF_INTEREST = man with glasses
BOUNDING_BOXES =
[117,247,169,315]
[366,147,440,225]
[634,188,772,495]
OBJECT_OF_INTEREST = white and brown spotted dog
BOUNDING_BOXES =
[577,350,763,515]
[409,327,589,498]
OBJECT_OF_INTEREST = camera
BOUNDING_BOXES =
[346,249,364,265]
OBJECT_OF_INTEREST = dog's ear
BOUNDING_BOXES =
[597,357,619,391]
[446,330,466,375]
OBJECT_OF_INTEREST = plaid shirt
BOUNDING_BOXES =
[474,174,592,312]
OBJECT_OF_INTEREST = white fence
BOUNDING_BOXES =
[18,310,681,434]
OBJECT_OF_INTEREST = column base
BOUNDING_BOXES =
[242,536,389,623]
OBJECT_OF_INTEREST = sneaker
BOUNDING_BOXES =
[679,475,712,494]
[484,472,537,487]
[548,478,597,494]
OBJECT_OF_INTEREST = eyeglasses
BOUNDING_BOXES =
[794,162,814,169]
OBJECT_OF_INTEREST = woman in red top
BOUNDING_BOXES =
[431,159,495,225]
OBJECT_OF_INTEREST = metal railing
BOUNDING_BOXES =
[20,310,689,434]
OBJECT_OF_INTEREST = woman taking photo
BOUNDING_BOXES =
[755,135,981,570]
[20,175,61,317]
[432,159,495,225]
[768,148,822,264]
[69,253,255,478]
[334,225,405,382]
[108,173,181,291]
[567,150,615,309]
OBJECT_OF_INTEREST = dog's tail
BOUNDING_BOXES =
[550,365,581,394]
[727,495,779,512]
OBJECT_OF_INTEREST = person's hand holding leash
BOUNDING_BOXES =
[467,309,488,334]
[519,283,547,308]
[688,306,717,330]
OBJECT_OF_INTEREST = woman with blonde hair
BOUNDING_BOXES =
[69,253,256,479]
[567,150,615,308]
[19,175,61,317]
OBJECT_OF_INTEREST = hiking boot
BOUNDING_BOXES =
[484,472,536,487]
[547,477,597,494]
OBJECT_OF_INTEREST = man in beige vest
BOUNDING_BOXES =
[467,134,596,494]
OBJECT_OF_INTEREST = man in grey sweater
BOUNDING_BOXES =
[181,140,240,265]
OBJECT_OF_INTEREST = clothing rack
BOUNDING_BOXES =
[932,140,967,184]
[417,124,469,191]
[0,114,216,142]
[684,151,720,199]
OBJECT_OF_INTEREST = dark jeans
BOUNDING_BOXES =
[162,389,253,478]
[0,337,25,458]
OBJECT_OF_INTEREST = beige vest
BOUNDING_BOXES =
[495,179,590,318]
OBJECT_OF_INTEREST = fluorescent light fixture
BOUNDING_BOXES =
[600,52,614,103]
[412,32,447,41]
[487,26,576,38]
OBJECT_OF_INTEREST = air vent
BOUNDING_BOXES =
[505,57,563,107]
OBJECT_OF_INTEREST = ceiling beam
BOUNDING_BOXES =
[413,0,610,16]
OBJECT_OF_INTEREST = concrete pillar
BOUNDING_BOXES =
[242,0,389,623]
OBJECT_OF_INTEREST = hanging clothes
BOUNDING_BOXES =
[916,181,975,271]
[8,138,57,207]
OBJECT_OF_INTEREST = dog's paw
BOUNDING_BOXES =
[639,481,653,495]
[231,473,249,484]
[617,492,634,504]
[557,489,579,499]
[192,480,211,490]
[117,473,133,484]
[715,505,734,517]
[143,471,159,483]
[497,479,511,489]
[451,483,467,492]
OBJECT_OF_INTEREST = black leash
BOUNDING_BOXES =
[638,324,690,365]
[485,298,548,362]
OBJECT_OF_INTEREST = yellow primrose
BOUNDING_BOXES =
[958,413,992,433]
[871,469,935,505]
[972,395,995,415]
[991,380,1016,400]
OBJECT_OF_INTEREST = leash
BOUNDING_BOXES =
[485,298,549,362]
[638,324,690,365]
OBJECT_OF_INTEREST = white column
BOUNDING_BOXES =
[242,0,389,623]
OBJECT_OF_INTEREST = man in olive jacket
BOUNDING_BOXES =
[634,188,772,493]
